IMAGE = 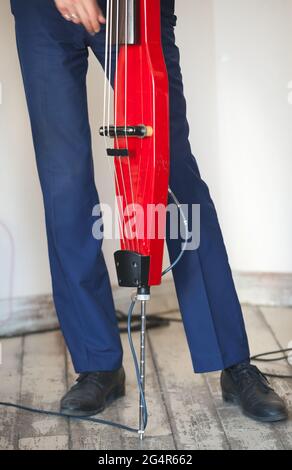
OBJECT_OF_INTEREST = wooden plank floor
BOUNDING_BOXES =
[0,304,291,450]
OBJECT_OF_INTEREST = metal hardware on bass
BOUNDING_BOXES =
[114,250,150,288]
[99,125,153,139]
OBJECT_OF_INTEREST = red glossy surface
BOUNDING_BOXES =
[114,0,170,286]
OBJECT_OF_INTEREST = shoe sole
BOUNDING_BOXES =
[60,382,126,417]
[222,392,288,423]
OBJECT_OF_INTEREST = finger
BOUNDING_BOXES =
[83,2,104,33]
[70,14,82,24]
[74,3,95,33]
[68,5,82,24]
[54,2,72,21]
[96,4,106,24]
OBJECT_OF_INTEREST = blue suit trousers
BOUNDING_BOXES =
[11,0,250,373]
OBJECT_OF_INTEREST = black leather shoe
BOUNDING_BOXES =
[221,362,288,422]
[60,366,126,417]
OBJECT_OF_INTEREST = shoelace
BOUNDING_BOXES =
[76,372,106,388]
[230,363,272,395]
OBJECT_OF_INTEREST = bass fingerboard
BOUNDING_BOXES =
[110,0,138,45]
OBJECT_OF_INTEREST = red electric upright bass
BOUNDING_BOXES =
[100,0,170,439]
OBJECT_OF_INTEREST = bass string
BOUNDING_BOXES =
[115,0,139,251]
[132,0,147,250]
[108,0,139,251]
[104,0,140,253]
[123,0,139,253]
[140,0,155,247]
[102,0,125,245]
[113,0,136,251]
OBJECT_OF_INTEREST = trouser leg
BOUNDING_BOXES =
[11,0,123,372]
[161,7,250,373]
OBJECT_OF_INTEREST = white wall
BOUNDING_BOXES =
[0,0,50,299]
[0,0,292,301]
[213,0,292,272]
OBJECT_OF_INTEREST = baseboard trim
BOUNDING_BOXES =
[233,271,292,308]
[0,272,291,338]
[0,282,179,338]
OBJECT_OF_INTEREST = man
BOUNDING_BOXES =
[10,0,287,423]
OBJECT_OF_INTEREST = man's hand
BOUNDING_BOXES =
[55,0,106,34]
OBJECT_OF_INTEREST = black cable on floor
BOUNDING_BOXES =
[0,402,137,433]
[250,348,292,379]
